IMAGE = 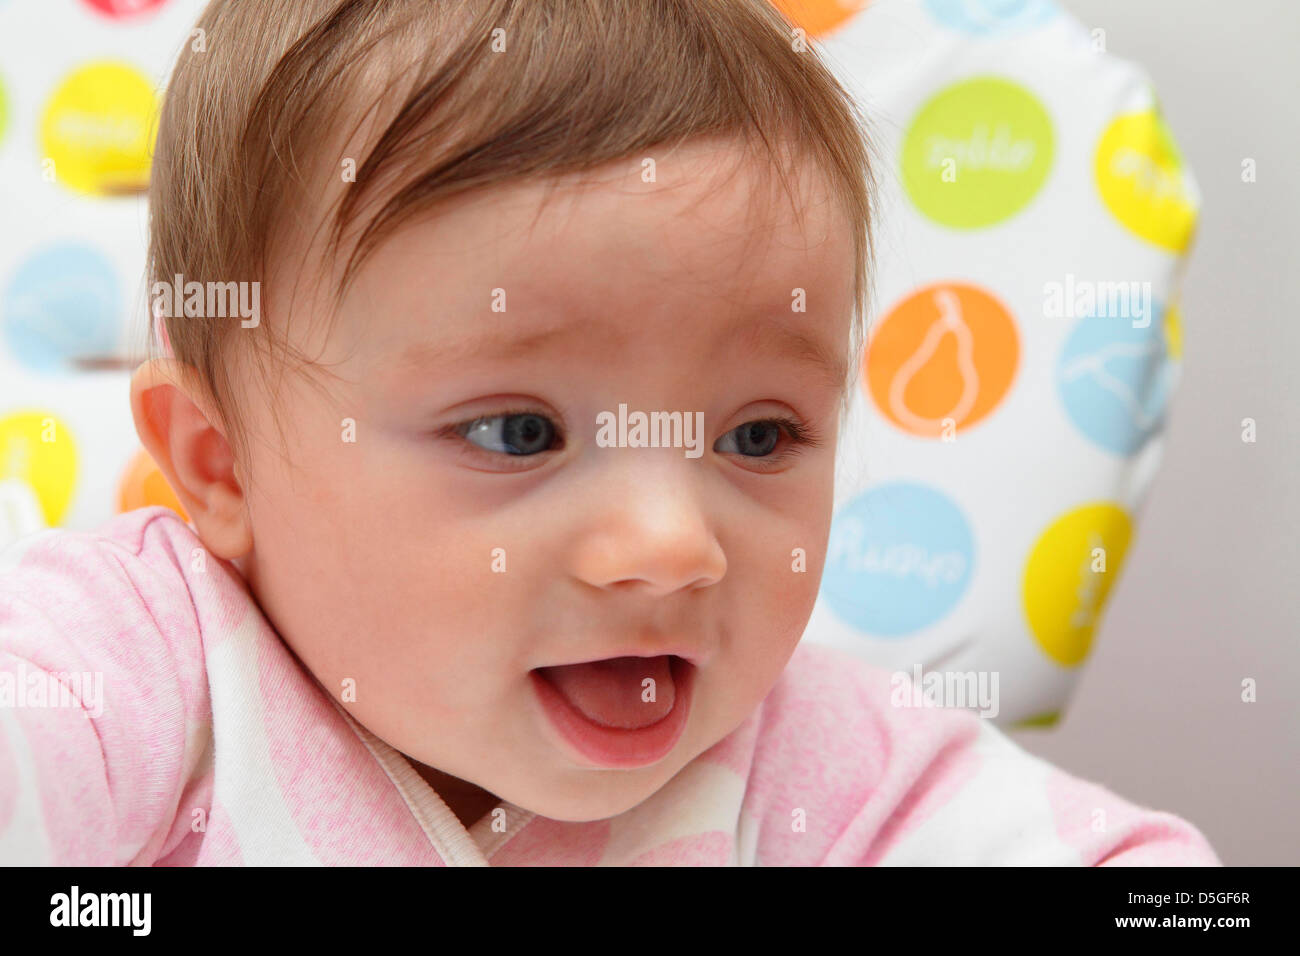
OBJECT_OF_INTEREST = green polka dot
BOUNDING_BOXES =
[901,76,1055,229]
[1012,710,1062,729]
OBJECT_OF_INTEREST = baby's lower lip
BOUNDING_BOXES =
[529,655,695,769]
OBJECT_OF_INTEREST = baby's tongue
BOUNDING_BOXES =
[540,655,675,729]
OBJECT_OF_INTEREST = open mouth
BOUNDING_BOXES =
[529,654,695,769]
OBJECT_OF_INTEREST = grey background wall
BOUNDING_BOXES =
[1006,0,1299,865]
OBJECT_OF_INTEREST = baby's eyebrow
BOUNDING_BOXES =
[729,317,849,395]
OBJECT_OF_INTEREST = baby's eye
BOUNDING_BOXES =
[458,412,560,456]
[715,420,782,457]
[714,418,813,460]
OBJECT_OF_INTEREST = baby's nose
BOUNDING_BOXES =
[568,455,727,597]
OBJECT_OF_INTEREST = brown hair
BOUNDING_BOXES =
[145,0,877,471]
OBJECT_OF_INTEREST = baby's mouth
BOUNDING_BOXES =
[529,655,697,768]
[533,655,678,729]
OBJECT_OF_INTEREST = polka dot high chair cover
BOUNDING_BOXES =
[0,0,194,556]
[778,0,1197,727]
[0,1,1196,728]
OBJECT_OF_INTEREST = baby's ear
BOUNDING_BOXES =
[129,358,253,561]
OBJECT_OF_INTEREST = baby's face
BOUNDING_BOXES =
[235,137,856,821]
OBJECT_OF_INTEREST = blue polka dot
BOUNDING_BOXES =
[821,482,975,637]
[1057,305,1173,456]
[3,243,121,373]
[924,0,1060,34]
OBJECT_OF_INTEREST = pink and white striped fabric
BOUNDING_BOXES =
[0,507,1219,865]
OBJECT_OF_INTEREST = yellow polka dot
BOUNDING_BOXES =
[1023,503,1133,667]
[0,411,78,526]
[1164,302,1183,361]
[41,61,159,196]
[1095,108,1198,252]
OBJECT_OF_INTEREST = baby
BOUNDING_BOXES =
[0,0,1219,865]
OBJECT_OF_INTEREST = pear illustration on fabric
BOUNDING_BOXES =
[888,288,980,435]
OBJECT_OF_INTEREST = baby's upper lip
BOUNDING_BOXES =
[535,646,705,670]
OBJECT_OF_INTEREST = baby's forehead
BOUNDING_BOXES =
[316,130,829,248]
[318,174,854,400]
[266,139,845,361]
[334,152,847,319]
[332,138,844,288]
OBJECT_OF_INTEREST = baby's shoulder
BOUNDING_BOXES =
[718,644,1220,865]
[0,507,246,863]
[3,503,199,580]
[0,506,246,678]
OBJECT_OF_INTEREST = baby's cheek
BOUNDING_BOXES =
[718,533,823,699]
[775,521,828,627]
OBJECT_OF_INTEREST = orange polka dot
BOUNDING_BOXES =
[117,446,188,520]
[768,0,867,37]
[866,282,1020,438]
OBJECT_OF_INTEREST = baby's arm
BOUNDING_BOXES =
[0,519,206,865]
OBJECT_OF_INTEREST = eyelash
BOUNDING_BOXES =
[438,407,822,467]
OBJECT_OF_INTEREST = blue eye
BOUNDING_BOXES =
[714,417,817,461]
[715,420,782,457]
[459,412,559,456]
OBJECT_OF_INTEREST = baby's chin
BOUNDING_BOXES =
[505,765,688,824]
[493,736,710,824]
